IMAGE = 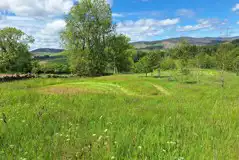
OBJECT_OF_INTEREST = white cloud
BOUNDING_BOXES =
[176,9,195,18]
[0,0,114,49]
[0,0,74,17]
[116,18,179,41]
[232,3,239,12]
[112,13,124,17]
[177,19,226,32]
[0,15,66,49]
[0,0,113,17]
[40,20,66,35]
[237,21,239,25]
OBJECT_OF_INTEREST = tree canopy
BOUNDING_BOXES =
[0,27,34,73]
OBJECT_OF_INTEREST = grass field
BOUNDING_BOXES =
[0,70,239,159]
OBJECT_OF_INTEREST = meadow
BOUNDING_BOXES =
[0,70,239,159]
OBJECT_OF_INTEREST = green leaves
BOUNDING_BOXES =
[0,27,34,73]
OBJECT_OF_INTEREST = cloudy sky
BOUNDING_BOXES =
[0,0,239,49]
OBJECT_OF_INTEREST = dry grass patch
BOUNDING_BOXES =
[40,86,103,95]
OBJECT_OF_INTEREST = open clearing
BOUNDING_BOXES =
[0,70,239,159]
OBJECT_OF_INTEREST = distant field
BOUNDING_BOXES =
[0,70,239,159]
[33,52,67,64]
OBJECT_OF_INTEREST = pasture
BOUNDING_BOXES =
[0,70,239,159]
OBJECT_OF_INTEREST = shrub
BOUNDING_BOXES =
[160,57,176,70]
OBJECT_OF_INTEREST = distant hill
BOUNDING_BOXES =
[31,48,64,53]
[132,36,239,50]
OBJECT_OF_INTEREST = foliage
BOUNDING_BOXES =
[233,56,239,76]
[106,34,133,73]
[0,27,34,73]
[133,51,162,76]
[175,40,192,75]
[39,63,70,74]
[160,57,177,70]
[61,0,114,76]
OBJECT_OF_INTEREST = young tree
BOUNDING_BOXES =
[216,43,234,87]
[0,27,34,73]
[134,56,151,77]
[175,40,192,82]
[133,51,161,77]
[61,0,114,76]
[175,40,191,75]
[233,56,239,76]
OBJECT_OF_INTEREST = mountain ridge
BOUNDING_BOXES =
[31,36,239,52]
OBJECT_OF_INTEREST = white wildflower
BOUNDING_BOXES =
[97,135,103,142]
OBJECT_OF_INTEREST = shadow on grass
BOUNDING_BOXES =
[184,81,198,84]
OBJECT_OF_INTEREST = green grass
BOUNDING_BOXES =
[0,70,239,159]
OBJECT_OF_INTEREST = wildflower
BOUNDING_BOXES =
[138,146,142,150]
[104,129,108,133]
[111,156,115,159]
[66,138,70,141]
[22,120,26,123]
[177,157,185,160]
[92,134,96,137]
[167,141,176,145]
[162,149,166,153]
[9,145,14,149]
[97,135,103,142]
[114,141,117,144]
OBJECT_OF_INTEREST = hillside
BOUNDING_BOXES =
[31,48,64,53]
[132,36,239,50]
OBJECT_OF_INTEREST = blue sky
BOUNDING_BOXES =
[0,0,239,49]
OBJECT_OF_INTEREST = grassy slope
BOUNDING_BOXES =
[0,70,239,159]
[33,52,67,65]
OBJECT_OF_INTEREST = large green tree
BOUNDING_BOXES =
[61,0,114,76]
[106,34,133,73]
[0,27,34,73]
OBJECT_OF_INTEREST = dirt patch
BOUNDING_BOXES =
[41,86,103,95]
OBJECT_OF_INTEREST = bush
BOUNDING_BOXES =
[160,57,176,70]
[40,63,70,74]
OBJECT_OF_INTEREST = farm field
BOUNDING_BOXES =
[0,70,239,159]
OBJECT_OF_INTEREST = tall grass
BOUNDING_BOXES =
[0,70,239,159]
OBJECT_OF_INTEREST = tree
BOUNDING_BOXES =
[61,0,114,76]
[106,34,133,73]
[134,56,151,77]
[216,43,234,87]
[233,56,239,76]
[133,51,162,77]
[0,27,34,73]
[175,40,192,75]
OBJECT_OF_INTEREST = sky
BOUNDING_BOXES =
[0,0,239,49]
